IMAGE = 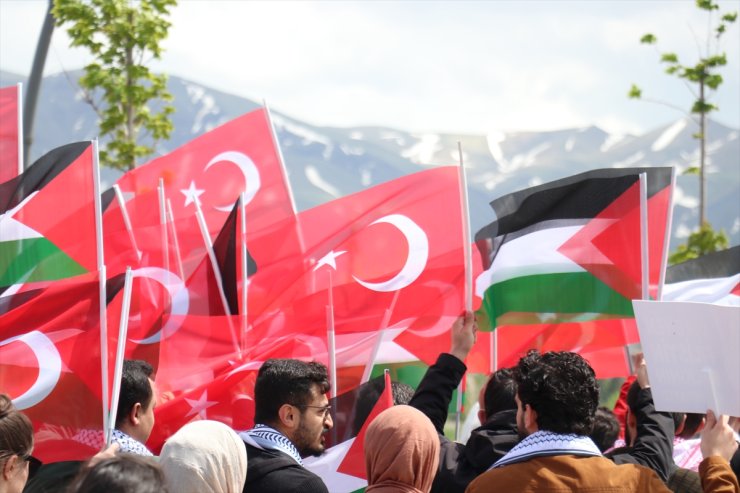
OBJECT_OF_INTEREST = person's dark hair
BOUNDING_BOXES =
[591,407,620,452]
[253,359,330,425]
[514,350,599,436]
[679,413,705,439]
[0,393,33,463]
[115,360,154,428]
[391,382,415,406]
[67,454,167,493]
[483,367,517,419]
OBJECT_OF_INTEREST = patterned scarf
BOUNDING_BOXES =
[240,424,303,466]
[491,430,601,469]
[110,429,154,456]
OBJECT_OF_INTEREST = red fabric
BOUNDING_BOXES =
[613,375,637,439]
[0,272,107,462]
[0,85,20,183]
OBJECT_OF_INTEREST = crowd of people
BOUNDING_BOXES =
[2,312,738,493]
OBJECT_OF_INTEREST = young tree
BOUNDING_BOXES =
[628,0,736,261]
[53,0,177,171]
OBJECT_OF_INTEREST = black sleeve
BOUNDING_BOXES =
[298,476,330,493]
[607,386,675,482]
[409,353,467,434]
[730,444,740,481]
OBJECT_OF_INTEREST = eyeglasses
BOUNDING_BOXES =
[300,404,332,419]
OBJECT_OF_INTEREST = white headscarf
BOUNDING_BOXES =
[160,420,247,493]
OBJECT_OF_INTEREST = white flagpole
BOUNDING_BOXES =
[326,270,337,399]
[657,168,676,301]
[16,82,23,175]
[158,179,170,275]
[166,199,185,281]
[92,139,109,440]
[107,266,133,445]
[113,184,142,262]
[239,193,249,355]
[455,142,473,442]
[194,199,241,357]
[263,99,299,216]
[639,173,649,300]
[361,290,400,384]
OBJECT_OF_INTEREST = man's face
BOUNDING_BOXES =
[137,378,157,443]
[293,385,333,458]
[515,394,530,439]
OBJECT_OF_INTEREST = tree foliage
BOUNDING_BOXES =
[53,0,177,170]
[668,221,729,265]
[629,0,736,259]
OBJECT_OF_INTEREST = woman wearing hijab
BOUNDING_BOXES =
[160,420,247,493]
[365,405,440,493]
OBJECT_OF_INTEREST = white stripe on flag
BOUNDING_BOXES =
[662,274,740,306]
[475,225,586,297]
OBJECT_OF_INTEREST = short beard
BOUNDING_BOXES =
[295,421,326,458]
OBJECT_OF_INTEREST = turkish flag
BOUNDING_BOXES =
[0,272,109,462]
[111,108,297,278]
[0,84,20,183]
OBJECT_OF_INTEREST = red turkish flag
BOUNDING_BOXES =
[0,84,21,183]
[0,272,109,462]
[111,108,297,278]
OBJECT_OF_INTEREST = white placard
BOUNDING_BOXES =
[632,300,740,416]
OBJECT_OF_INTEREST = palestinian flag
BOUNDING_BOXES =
[0,143,94,293]
[474,167,672,376]
[663,245,739,305]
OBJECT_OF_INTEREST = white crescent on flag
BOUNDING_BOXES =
[0,330,62,410]
[204,151,261,212]
[128,267,190,344]
[353,214,429,292]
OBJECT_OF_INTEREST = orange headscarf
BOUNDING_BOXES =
[364,405,440,493]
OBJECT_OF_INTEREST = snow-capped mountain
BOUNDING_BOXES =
[2,69,738,249]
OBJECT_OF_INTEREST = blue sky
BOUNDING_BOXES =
[1,0,738,135]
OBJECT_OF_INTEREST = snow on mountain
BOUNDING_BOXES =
[1,69,737,249]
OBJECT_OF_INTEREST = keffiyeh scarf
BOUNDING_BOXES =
[240,424,303,466]
[491,430,601,469]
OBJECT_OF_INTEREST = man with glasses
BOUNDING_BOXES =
[240,359,333,493]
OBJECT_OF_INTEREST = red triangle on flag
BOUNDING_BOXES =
[336,373,393,479]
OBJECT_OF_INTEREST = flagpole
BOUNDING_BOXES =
[194,199,241,357]
[166,199,185,281]
[361,290,400,384]
[326,270,338,399]
[639,173,649,300]
[456,142,472,442]
[16,83,23,175]
[92,139,110,440]
[113,184,142,262]
[383,369,393,408]
[107,266,133,445]
[657,168,676,301]
[239,193,249,356]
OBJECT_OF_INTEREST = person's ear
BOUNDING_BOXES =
[278,404,299,430]
[130,402,143,426]
[2,454,18,480]
[478,409,487,425]
[524,403,538,432]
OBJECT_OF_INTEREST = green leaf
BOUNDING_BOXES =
[640,33,657,44]
[706,73,723,89]
[684,166,700,175]
[661,53,678,63]
[628,84,642,99]
[721,12,737,22]
[696,0,719,11]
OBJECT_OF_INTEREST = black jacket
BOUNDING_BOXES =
[605,385,675,482]
[409,353,519,493]
[243,442,328,493]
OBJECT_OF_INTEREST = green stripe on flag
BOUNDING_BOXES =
[480,272,634,330]
[0,238,87,286]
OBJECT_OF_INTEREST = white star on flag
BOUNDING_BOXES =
[180,180,205,207]
[184,390,217,419]
[314,250,347,271]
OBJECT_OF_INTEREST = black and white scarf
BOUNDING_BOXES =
[491,430,601,469]
[240,424,303,466]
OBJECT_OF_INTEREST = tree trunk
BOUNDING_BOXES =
[126,10,135,170]
[699,80,707,227]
